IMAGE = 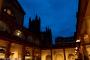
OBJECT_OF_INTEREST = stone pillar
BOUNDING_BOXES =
[63,48,66,60]
[32,43,35,60]
[22,46,25,60]
[5,42,11,59]
[40,48,42,60]
[50,48,52,60]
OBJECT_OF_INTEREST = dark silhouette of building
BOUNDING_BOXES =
[0,0,79,60]
[55,36,76,48]
[29,15,40,33]
[0,0,25,30]
[40,27,52,49]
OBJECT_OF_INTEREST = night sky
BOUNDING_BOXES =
[18,0,78,42]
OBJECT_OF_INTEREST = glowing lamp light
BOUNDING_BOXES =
[15,30,22,36]
[76,39,80,42]
[4,9,6,12]
[75,47,78,50]
[25,56,32,59]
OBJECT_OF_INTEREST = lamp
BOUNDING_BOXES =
[76,39,81,43]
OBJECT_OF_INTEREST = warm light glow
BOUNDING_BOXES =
[17,32,21,36]
[75,53,76,55]
[15,30,22,36]
[11,52,15,54]
[75,47,78,50]
[76,39,80,42]
[0,53,5,59]
[75,50,77,53]
[4,9,6,12]
[10,51,18,60]
[25,56,32,59]
[7,9,12,15]
[0,47,3,49]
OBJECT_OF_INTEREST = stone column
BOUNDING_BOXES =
[63,48,66,60]
[22,45,25,60]
[50,48,52,60]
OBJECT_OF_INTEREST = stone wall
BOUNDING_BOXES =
[41,48,75,60]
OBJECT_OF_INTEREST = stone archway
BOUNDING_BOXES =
[55,54,63,60]
[46,55,51,60]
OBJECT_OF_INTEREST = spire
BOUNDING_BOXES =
[29,17,32,29]
[35,14,38,20]
[29,17,32,24]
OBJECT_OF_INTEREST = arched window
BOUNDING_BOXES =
[46,55,51,60]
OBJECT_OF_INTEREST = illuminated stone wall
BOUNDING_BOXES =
[41,48,75,60]
[10,43,23,60]
[0,39,9,47]
[65,48,75,60]
[0,40,7,59]
[41,50,51,60]
[79,0,90,43]
[0,40,33,60]
[77,0,90,59]
[25,47,32,60]
[52,49,64,60]
[86,45,90,59]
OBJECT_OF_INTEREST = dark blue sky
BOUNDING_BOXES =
[18,0,78,42]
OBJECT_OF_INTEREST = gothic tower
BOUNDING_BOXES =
[29,15,40,33]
